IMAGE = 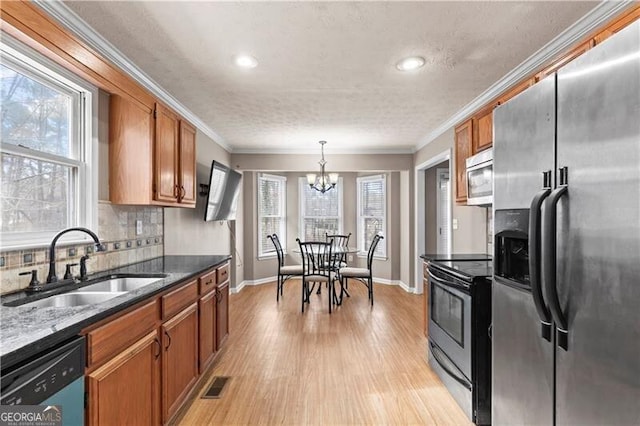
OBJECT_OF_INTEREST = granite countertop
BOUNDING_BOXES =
[0,255,230,370]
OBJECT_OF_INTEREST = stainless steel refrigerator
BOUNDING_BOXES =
[492,20,640,425]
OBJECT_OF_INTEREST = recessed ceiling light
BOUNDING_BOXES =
[233,55,258,69]
[396,56,426,71]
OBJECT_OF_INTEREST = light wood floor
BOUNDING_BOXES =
[178,280,471,425]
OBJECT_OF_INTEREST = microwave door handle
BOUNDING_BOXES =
[529,186,553,342]
[543,185,569,350]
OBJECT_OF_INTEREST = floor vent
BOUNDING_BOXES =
[202,376,230,399]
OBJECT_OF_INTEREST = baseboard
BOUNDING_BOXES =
[232,276,287,293]
[233,276,415,294]
[372,277,416,294]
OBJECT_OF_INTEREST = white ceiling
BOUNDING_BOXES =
[63,1,598,153]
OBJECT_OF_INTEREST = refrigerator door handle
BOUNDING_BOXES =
[529,185,553,342]
[543,184,569,350]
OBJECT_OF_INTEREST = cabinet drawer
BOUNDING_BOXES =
[87,299,159,367]
[199,269,217,295]
[162,280,198,320]
[216,263,229,284]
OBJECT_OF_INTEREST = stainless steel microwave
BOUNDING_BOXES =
[466,149,493,206]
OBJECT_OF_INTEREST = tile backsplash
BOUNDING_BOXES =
[0,202,164,295]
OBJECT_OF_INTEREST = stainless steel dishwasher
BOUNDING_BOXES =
[1,336,85,426]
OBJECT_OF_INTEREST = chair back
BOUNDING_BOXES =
[296,239,335,278]
[326,233,351,263]
[267,234,285,267]
[366,234,384,270]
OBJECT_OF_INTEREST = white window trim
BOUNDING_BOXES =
[257,173,287,259]
[298,177,344,242]
[357,174,387,259]
[1,34,98,250]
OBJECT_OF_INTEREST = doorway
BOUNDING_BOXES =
[414,149,453,293]
[436,168,450,254]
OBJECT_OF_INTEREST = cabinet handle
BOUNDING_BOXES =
[164,330,171,351]
[215,289,221,303]
[180,186,186,199]
[174,184,180,200]
[154,337,161,359]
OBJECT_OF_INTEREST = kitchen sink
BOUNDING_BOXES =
[79,277,164,292]
[18,292,126,308]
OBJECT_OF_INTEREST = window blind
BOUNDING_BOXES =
[257,173,286,257]
[357,175,386,257]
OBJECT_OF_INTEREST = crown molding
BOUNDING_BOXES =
[33,0,231,152]
[231,146,415,155]
[415,0,634,152]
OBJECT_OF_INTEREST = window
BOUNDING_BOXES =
[1,36,97,249]
[299,177,343,241]
[357,174,386,257]
[257,173,286,257]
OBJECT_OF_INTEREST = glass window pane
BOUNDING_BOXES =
[302,185,339,216]
[1,153,72,233]
[260,217,282,254]
[1,64,71,157]
[303,218,339,241]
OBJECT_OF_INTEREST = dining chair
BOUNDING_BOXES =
[267,234,303,302]
[296,239,341,313]
[325,232,351,269]
[339,234,384,306]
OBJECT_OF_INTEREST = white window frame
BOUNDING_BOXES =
[257,173,287,259]
[357,174,387,259]
[1,35,98,250]
[298,177,343,242]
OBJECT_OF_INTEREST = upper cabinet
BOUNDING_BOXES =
[472,102,498,155]
[179,121,197,206]
[109,96,197,207]
[534,40,594,82]
[594,6,640,45]
[454,120,472,204]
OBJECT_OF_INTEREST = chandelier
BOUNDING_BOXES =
[306,141,339,193]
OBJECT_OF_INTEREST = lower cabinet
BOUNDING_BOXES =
[84,262,230,426]
[216,280,229,349]
[86,330,161,426]
[198,290,217,374]
[161,303,199,423]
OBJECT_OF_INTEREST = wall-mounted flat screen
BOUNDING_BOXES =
[204,161,241,221]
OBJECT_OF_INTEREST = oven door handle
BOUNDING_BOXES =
[427,270,470,293]
[529,185,553,342]
[543,184,569,351]
[429,341,472,391]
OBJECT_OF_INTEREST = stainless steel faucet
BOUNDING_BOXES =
[46,227,105,283]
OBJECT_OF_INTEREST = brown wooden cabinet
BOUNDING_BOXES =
[454,120,472,203]
[472,103,497,155]
[594,6,640,45]
[161,302,199,423]
[109,97,196,207]
[535,40,594,82]
[109,95,154,205]
[86,330,161,426]
[154,103,180,204]
[198,290,217,374]
[216,278,230,349]
[85,263,230,426]
[178,121,197,205]
[498,78,535,105]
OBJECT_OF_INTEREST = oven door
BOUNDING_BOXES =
[428,269,472,380]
